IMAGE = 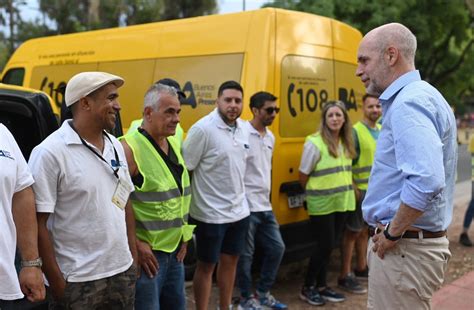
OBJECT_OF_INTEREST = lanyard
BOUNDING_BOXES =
[70,123,120,179]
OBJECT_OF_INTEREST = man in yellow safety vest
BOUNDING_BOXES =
[121,83,194,310]
[338,94,381,293]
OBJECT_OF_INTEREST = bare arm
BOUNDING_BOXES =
[125,199,138,267]
[120,139,138,177]
[121,140,138,263]
[121,139,157,275]
[388,203,423,236]
[299,171,310,189]
[372,202,423,258]
[12,186,45,302]
[37,212,66,300]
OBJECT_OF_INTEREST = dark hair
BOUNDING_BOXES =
[249,91,277,109]
[218,80,243,97]
[155,78,186,101]
[362,93,378,103]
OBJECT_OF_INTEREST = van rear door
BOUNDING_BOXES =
[0,85,58,160]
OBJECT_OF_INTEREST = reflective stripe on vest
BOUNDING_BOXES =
[305,133,355,215]
[136,214,189,231]
[310,165,352,177]
[130,186,192,202]
[352,122,380,190]
[122,130,193,253]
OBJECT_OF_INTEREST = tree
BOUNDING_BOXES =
[38,0,217,33]
[161,0,217,20]
[0,0,25,54]
[264,0,474,113]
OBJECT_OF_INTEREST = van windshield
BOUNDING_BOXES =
[2,68,25,86]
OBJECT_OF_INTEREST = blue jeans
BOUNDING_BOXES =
[463,187,474,229]
[237,211,285,297]
[135,248,185,310]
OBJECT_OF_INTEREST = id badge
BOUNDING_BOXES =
[112,178,129,210]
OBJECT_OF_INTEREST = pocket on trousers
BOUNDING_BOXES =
[399,258,447,301]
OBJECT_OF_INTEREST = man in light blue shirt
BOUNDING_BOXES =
[356,23,457,309]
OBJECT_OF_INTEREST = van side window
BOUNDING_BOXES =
[2,68,25,86]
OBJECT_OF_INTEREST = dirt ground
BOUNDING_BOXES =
[185,180,473,309]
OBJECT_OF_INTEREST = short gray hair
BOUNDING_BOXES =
[143,83,178,111]
[376,23,417,65]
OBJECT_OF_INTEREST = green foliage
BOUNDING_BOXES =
[0,36,9,73]
[0,0,217,72]
[264,0,474,113]
[38,0,218,32]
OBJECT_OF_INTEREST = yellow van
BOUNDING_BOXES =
[1,8,364,263]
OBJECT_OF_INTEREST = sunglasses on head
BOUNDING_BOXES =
[263,107,280,114]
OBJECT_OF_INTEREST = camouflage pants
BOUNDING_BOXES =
[49,264,137,310]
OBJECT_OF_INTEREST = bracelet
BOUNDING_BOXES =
[383,223,403,241]
[21,257,43,268]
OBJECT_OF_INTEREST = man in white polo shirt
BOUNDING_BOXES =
[0,124,45,308]
[237,91,287,310]
[29,72,138,309]
[183,80,250,310]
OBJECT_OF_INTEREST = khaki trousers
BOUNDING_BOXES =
[367,236,450,310]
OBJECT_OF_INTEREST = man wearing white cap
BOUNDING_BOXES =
[29,72,138,309]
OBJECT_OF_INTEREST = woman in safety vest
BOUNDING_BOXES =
[297,100,356,306]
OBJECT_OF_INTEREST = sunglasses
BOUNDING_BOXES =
[263,107,280,114]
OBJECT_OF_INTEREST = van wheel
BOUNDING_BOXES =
[184,235,197,281]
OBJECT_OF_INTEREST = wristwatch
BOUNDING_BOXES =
[21,257,43,268]
[383,223,403,241]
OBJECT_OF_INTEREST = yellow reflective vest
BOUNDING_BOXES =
[305,133,355,216]
[352,122,381,190]
[123,130,194,252]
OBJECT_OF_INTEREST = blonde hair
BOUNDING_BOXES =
[319,101,356,159]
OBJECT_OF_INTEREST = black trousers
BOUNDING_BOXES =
[304,212,347,288]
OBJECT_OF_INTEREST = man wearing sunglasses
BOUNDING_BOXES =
[236,91,287,310]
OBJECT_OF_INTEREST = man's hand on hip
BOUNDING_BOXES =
[176,242,188,262]
[372,229,397,259]
[137,239,159,278]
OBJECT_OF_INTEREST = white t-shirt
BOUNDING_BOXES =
[243,121,274,212]
[299,141,321,175]
[299,141,345,174]
[28,121,134,282]
[0,124,34,300]
[183,108,250,224]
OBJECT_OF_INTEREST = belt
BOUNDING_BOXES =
[368,226,446,239]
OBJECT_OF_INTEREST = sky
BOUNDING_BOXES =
[218,0,269,13]
[18,0,270,22]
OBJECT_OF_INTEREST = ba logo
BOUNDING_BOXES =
[181,81,197,108]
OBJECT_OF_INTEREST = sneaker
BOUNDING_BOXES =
[299,286,325,306]
[239,295,262,310]
[460,233,473,247]
[353,267,369,280]
[257,291,288,309]
[338,273,367,294]
[319,287,345,302]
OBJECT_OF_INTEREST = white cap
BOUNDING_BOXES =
[65,72,124,107]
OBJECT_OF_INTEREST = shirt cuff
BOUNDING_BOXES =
[35,203,56,213]
[400,180,441,212]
